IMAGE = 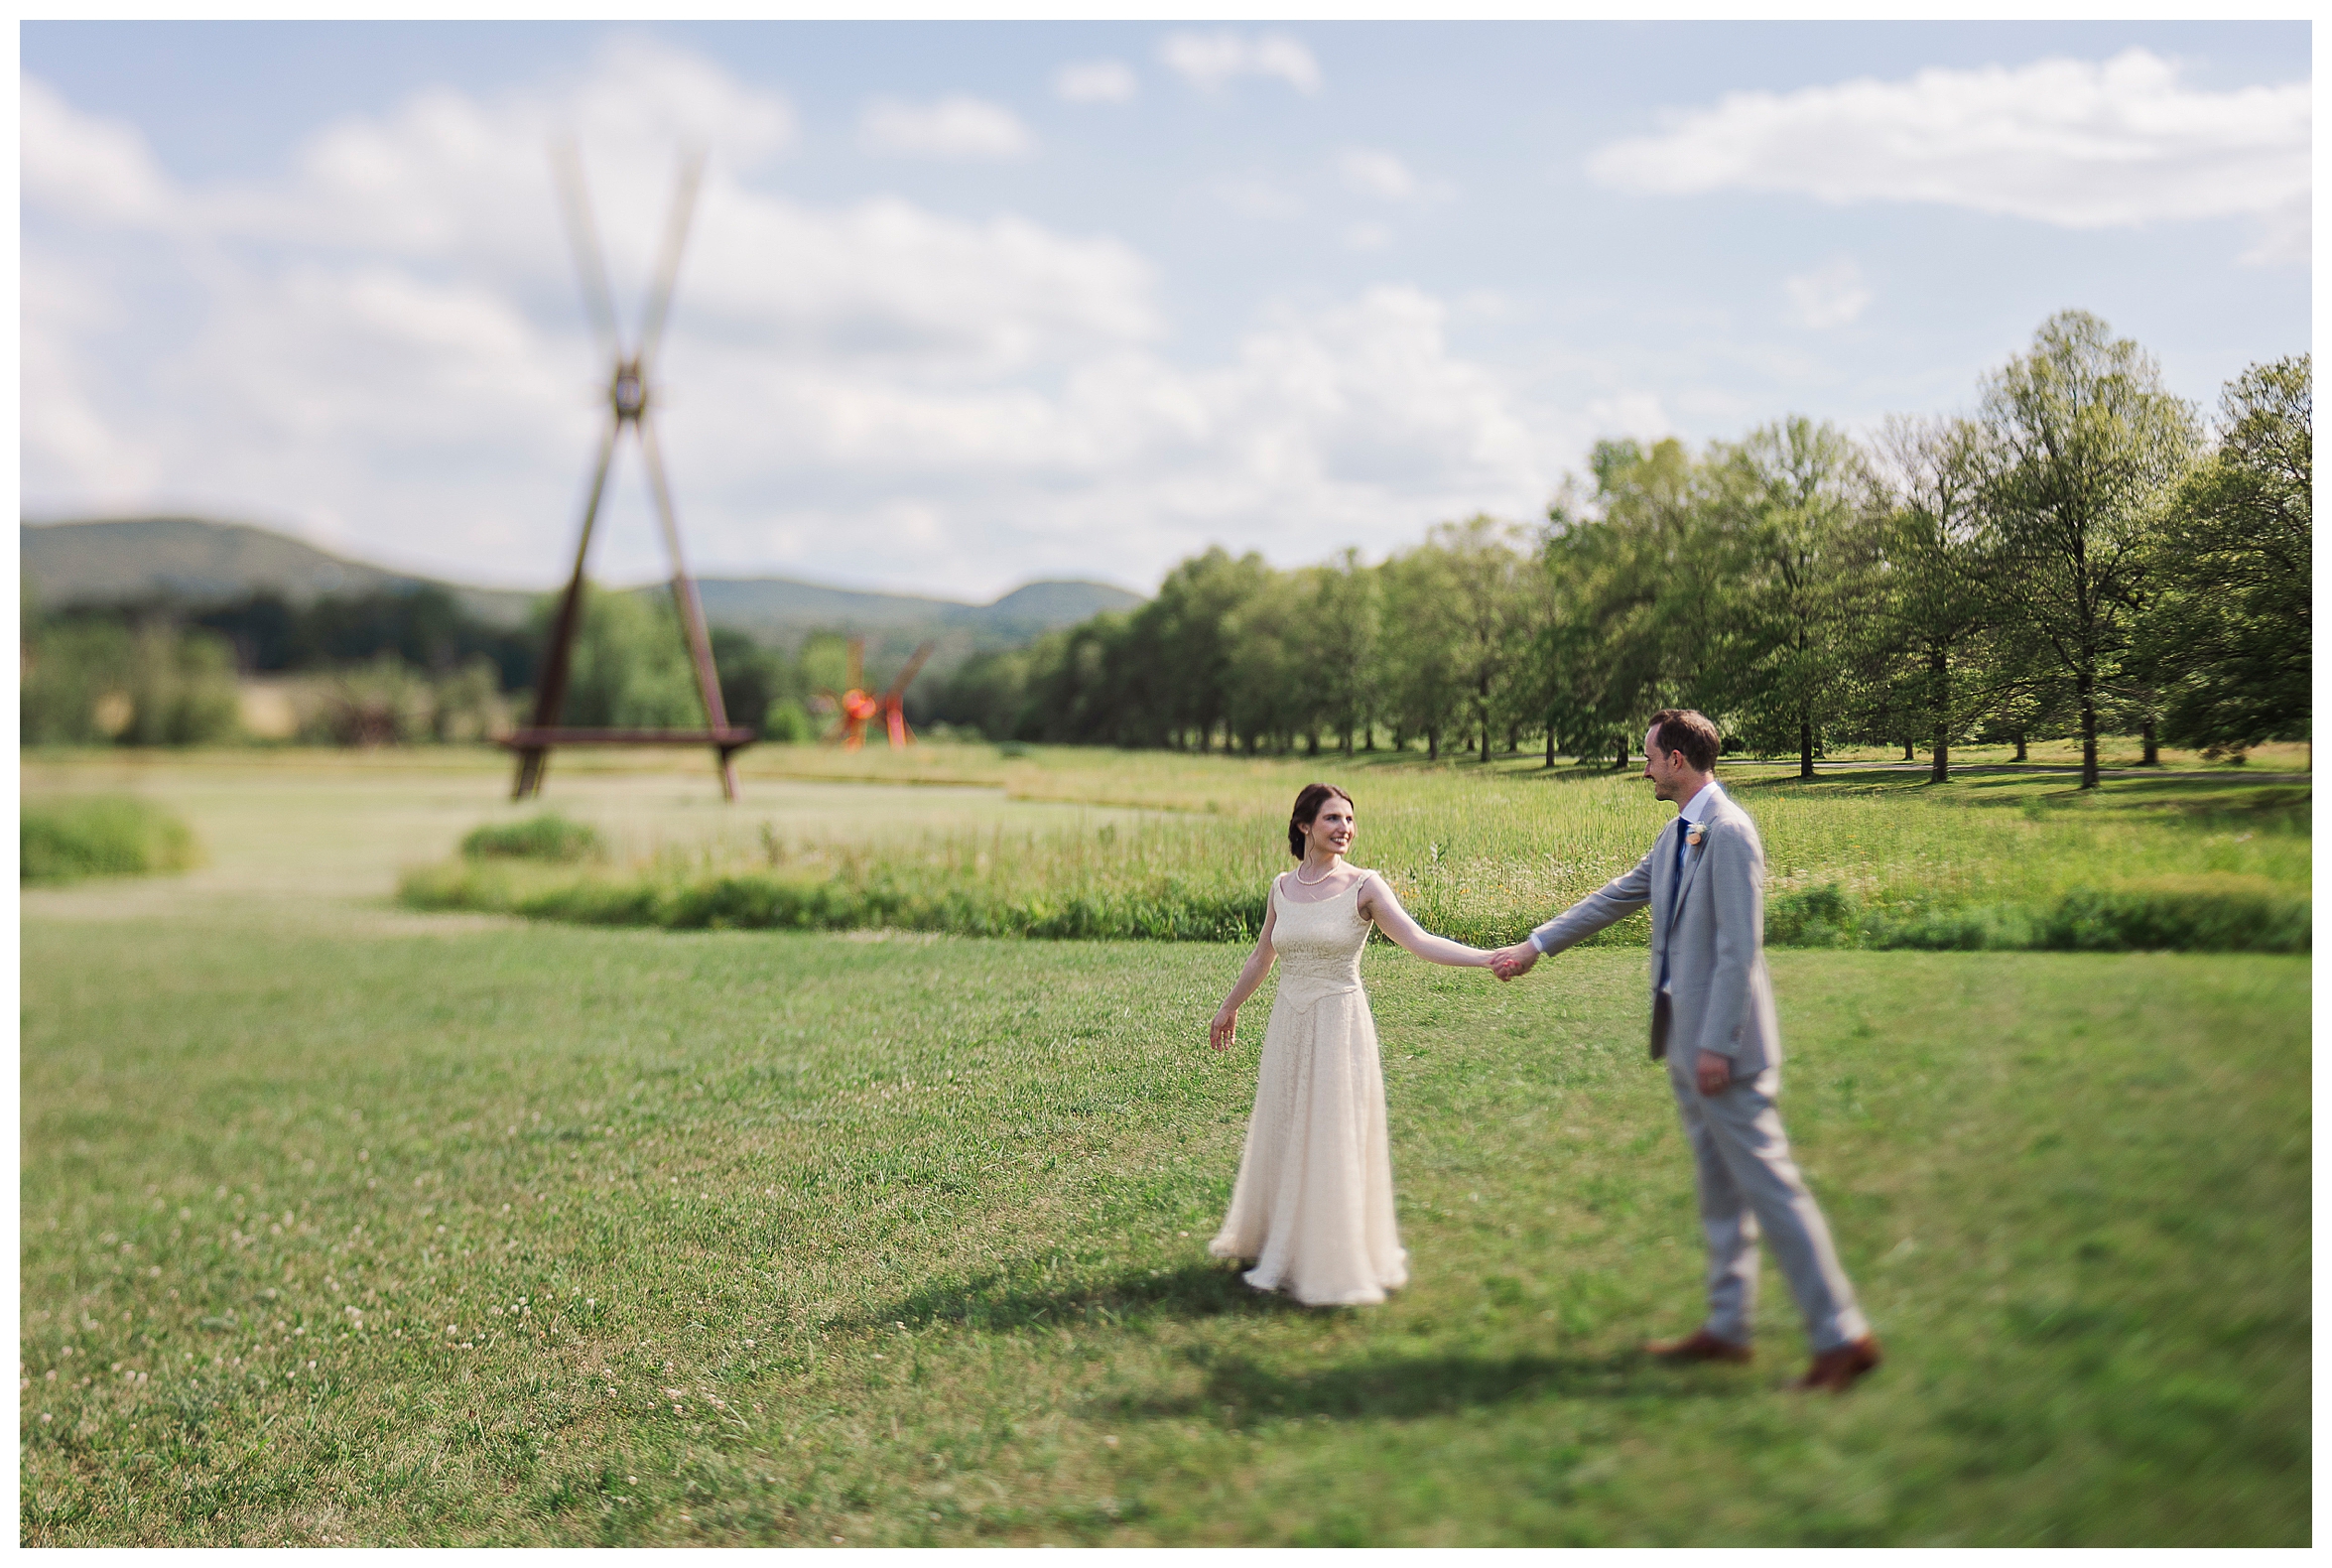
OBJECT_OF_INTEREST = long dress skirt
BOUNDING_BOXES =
[1209,878,1408,1306]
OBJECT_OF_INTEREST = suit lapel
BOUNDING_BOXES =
[1666,812,1708,939]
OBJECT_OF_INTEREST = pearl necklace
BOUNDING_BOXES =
[1293,860,1340,886]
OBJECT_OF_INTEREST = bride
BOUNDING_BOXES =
[1207,783,1492,1305]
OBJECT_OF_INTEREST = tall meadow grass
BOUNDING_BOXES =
[21,795,201,884]
[401,746,2308,953]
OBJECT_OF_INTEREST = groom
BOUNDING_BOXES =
[1490,710,1880,1392]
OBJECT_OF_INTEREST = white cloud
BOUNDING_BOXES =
[858,95,1035,161]
[1345,221,1392,252]
[1055,60,1137,104]
[2242,200,2310,267]
[1160,31,1322,95]
[22,74,176,226]
[1340,148,1418,202]
[1584,392,1675,447]
[21,47,1563,598]
[1783,257,1872,329]
[697,196,1159,372]
[21,250,162,501]
[1588,49,2309,262]
[1212,174,1305,221]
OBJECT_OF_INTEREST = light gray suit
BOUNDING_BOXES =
[1529,784,1868,1353]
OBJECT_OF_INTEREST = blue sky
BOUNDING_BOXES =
[23,22,2310,601]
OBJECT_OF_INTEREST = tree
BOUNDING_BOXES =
[1223,577,1309,752]
[1523,440,1714,768]
[1875,415,2004,781]
[927,645,1034,741]
[709,626,800,743]
[1431,516,1529,763]
[1523,514,1639,766]
[542,585,705,729]
[22,588,133,745]
[1977,311,2200,787]
[1144,548,1271,750]
[1709,417,1885,778]
[1377,543,1468,759]
[194,584,537,691]
[119,624,243,745]
[1026,613,1137,745]
[1305,551,1380,753]
[2143,354,2311,758]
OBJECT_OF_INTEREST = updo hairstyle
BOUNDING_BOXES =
[1287,783,1356,858]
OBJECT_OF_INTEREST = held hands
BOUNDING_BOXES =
[1488,942,1539,981]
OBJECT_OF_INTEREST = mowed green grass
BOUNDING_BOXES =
[22,901,2308,1545]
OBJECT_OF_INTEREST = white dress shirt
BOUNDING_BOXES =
[1675,778,1725,831]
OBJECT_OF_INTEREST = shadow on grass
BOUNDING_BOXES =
[865,1261,1733,1421]
[1733,765,2307,823]
[1335,752,1638,788]
[1128,1344,1735,1424]
[861,1258,1314,1332]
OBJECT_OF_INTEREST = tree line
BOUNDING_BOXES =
[24,312,2307,783]
[19,575,849,748]
[924,313,2309,788]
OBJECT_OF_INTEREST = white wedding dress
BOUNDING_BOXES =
[1209,872,1409,1306]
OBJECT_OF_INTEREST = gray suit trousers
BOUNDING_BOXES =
[1668,1060,1869,1352]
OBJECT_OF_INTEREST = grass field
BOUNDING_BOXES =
[19,749,2312,1545]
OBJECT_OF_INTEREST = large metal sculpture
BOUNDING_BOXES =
[814,637,936,750]
[504,142,752,802]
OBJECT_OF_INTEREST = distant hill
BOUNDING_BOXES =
[22,517,537,625]
[21,518,1143,670]
[686,575,1139,662]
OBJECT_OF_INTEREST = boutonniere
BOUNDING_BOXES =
[1686,827,1705,848]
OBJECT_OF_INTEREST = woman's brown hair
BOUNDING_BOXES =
[1288,783,1355,858]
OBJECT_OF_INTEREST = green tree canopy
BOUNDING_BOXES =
[1977,310,2201,787]
[2145,354,2311,755]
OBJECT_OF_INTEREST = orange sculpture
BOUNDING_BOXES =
[816,638,936,749]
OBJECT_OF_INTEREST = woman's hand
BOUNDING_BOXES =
[1210,1004,1239,1051]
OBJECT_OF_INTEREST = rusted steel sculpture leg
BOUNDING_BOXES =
[514,420,619,801]
[640,415,739,801]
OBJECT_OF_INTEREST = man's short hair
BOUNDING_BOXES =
[1648,709,1721,773]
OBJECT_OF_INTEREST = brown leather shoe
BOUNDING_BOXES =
[1644,1328,1752,1364]
[1791,1335,1882,1392]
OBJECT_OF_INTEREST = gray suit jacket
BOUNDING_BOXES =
[1527,788,1782,1079]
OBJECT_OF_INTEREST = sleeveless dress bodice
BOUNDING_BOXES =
[1268,875,1371,1001]
[1208,872,1408,1306]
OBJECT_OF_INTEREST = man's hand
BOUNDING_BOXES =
[1696,1050,1732,1097]
[1489,942,1539,981]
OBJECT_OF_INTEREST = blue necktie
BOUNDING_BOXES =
[1657,820,1690,992]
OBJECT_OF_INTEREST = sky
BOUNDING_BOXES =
[21,21,2312,602]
